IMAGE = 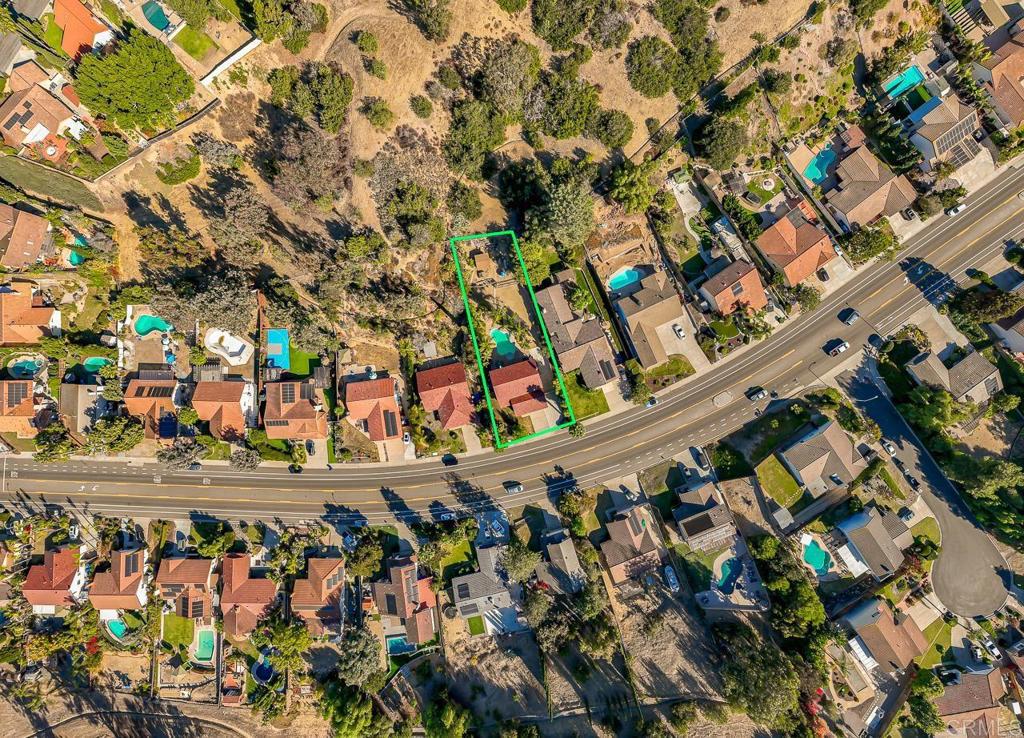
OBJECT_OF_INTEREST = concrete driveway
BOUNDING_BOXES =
[838,370,1008,617]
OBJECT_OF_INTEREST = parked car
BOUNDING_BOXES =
[906,475,920,490]
[646,397,658,408]
[441,453,458,466]
[971,643,986,661]
[664,565,680,593]
[691,446,710,471]
[881,439,896,455]
[402,432,411,445]
[306,439,315,455]
[901,207,918,221]
[438,512,456,522]
[945,203,967,217]
[746,386,768,401]
[672,323,685,339]
[840,308,860,325]
[827,339,850,357]
[817,268,830,282]
[983,636,1000,659]
[897,506,915,523]
[503,480,524,494]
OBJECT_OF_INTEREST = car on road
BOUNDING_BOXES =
[438,512,456,522]
[288,464,303,474]
[664,565,680,593]
[945,203,967,217]
[906,475,920,490]
[441,453,458,466]
[188,462,202,471]
[840,308,860,325]
[672,323,685,339]
[645,397,658,408]
[503,480,524,494]
[881,439,896,455]
[746,386,767,401]
[826,339,850,357]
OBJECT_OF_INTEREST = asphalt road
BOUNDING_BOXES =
[838,371,1008,617]
[1,165,1023,612]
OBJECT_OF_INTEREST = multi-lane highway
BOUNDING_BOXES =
[3,164,1024,612]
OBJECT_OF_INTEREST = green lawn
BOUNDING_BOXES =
[0,156,102,210]
[174,26,217,61]
[640,460,687,522]
[466,615,485,635]
[755,455,803,508]
[440,539,476,585]
[99,0,124,26]
[162,613,194,650]
[647,354,695,389]
[680,251,706,277]
[41,14,64,55]
[564,370,609,420]
[673,543,720,592]
[218,0,243,18]
[288,343,320,378]
[747,174,783,204]
[918,617,954,669]
[747,408,811,462]
[121,611,145,631]
[878,465,905,500]
[911,516,940,545]
[709,320,739,339]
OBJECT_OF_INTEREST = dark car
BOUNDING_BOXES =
[745,386,768,401]
[907,475,920,490]
[503,480,524,494]
[867,333,885,350]
[441,453,458,466]
[839,307,860,325]
[288,464,303,474]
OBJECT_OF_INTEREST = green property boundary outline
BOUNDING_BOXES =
[449,230,577,448]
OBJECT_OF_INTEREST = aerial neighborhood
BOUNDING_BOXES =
[1,0,1024,734]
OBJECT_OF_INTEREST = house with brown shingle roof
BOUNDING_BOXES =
[89,546,147,618]
[344,377,401,442]
[154,556,216,624]
[262,379,327,440]
[614,270,686,369]
[836,505,912,581]
[599,503,666,585]
[935,668,1007,737]
[974,31,1024,131]
[291,556,345,636]
[908,97,980,171]
[825,145,917,231]
[219,552,278,640]
[842,598,927,673]
[416,362,473,430]
[489,358,547,417]
[536,272,616,388]
[124,376,178,439]
[23,546,86,614]
[779,420,868,498]
[192,380,251,441]
[906,348,1002,407]
[370,555,438,645]
[0,84,77,149]
[0,204,51,270]
[698,259,768,317]
[0,379,38,438]
[756,200,835,287]
[0,284,59,345]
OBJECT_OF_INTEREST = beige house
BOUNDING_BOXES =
[613,271,685,370]
[842,598,927,673]
[906,349,1002,407]
[779,420,867,498]
[908,97,980,171]
[600,503,666,585]
[825,138,917,231]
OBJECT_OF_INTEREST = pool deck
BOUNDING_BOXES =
[697,539,769,612]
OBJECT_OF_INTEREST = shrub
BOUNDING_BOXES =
[355,30,378,54]
[443,99,505,179]
[695,117,747,170]
[366,57,387,79]
[410,94,433,118]
[626,36,680,98]
[361,97,394,129]
[531,0,593,50]
[496,0,526,11]
[156,147,201,185]
[586,109,633,149]
[714,5,730,21]
[437,64,461,89]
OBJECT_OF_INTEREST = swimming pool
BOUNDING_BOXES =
[490,328,516,360]
[717,557,742,595]
[194,630,215,661]
[69,251,85,266]
[251,655,275,683]
[8,358,43,378]
[107,618,128,640]
[387,635,417,654]
[884,65,925,99]
[802,539,833,576]
[142,0,170,30]
[134,314,171,337]
[83,356,111,373]
[608,267,642,292]
[803,144,837,185]
[265,328,291,371]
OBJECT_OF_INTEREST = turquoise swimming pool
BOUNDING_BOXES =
[491,328,516,360]
[717,557,742,594]
[387,635,416,654]
[142,0,170,30]
[134,314,171,337]
[83,356,111,373]
[608,267,642,291]
[803,145,837,185]
[802,539,833,576]
[9,358,43,378]
[107,618,128,640]
[194,630,215,661]
[884,65,925,99]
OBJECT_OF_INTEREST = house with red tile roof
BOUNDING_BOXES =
[489,359,546,417]
[344,377,401,441]
[192,380,250,441]
[973,31,1024,131]
[698,260,768,316]
[0,284,60,345]
[154,556,216,624]
[262,379,327,440]
[53,0,113,59]
[0,379,39,438]
[756,200,835,287]
[416,362,473,430]
[370,555,437,645]
[291,557,345,636]
[124,377,178,439]
[89,546,148,619]
[23,546,86,614]
[0,205,51,270]
[219,553,278,640]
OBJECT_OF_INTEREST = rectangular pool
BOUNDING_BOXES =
[265,328,291,371]
[884,65,925,99]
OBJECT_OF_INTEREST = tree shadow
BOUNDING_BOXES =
[898,256,959,309]
[121,190,189,233]
[380,486,424,528]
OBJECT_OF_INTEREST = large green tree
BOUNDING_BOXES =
[715,622,802,730]
[609,158,659,213]
[695,117,747,171]
[75,28,194,130]
[625,36,679,98]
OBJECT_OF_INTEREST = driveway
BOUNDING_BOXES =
[838,370,1008,617]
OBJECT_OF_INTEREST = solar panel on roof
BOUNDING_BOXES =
[6,382,26,408]
[300,383,313,400]
[265,419,289,427]
[456,582,470,599]
[281,384,295,404]
[145,386,174,398]
[383,410,398,437]
[191,599,204,618]
[125,552,139,577]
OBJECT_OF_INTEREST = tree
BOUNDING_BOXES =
[335,627,383,686]
[157,438,206,470]
[401,0,451,41]
[626,36,680,98]
[950,287,1024,324]
[670,701,700,734]
[319,682,395,738]
[586,109,633,149]
[609,158,659,214]
[252,618,312,671]
[230,448,262,470]
[715,622,802,729]
[75,28,194,130]
[652,0,722,99]
[410,95,433,118]
[842,226,899,264]
[588,0,632,49]
[899,385,974,436]
[34,424,74,462]
[759,68,793,95]
[85,417,145,455]
[361,97,395,130]
[500,536,542,581]
[695,117,747,170]
[447,181,483,222]
[151,268,256,337]
[269,120,349,209]
[423,690,472,738]
[209,176,270,262]
[346,530,384,578]
[537,72,600,139]
[531,0,593,50]
[443,100,506,179]
[190,521,235,558]
[355,30,378,54]
[793,283,821,312]
[539,177,594,255]
[479,39,541,122]
[568,422,586,438]
[191,132,243,169]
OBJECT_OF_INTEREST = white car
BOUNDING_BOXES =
[828,340,850,357]
[881,439,896,455]
[945,203,966,217]
[664,565,680,593]
[672,324,685,339]
[983,636,1000,659]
